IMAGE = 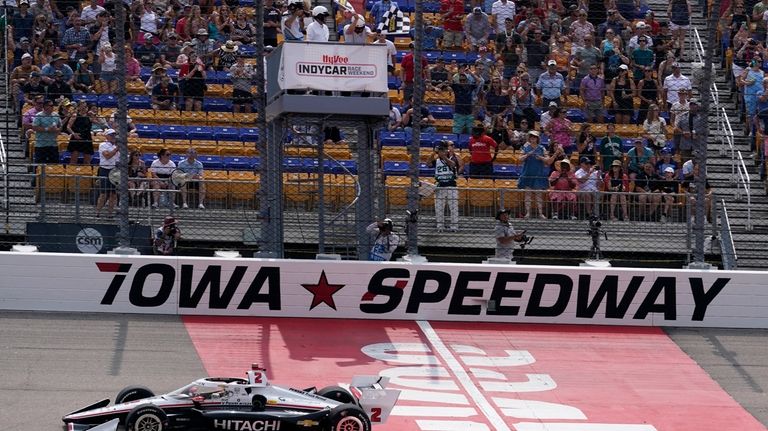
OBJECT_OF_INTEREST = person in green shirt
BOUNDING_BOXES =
[631,37,655,81]
[599,123,624,171]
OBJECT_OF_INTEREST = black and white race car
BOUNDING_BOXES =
[63,364,400,431]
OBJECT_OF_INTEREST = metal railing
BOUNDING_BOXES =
[735,150,754,230]
[718,199,738,269]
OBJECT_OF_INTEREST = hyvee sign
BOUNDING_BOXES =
[1,253,765,328]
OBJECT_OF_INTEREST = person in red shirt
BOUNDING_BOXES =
[548,159,578,219]
[400,42,428,102]
[468,123,503,178]
[441,0,465,50]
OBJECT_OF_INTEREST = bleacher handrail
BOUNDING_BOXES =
[735,150,753,231]
[721,107,737,185]
[718,199,738,269]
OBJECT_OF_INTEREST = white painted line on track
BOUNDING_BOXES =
[417,320,512,431]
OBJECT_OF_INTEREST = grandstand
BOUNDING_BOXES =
[0,0,765,268]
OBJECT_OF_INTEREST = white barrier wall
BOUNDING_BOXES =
[1,252,766,328]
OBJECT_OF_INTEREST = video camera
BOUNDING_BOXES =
[515,230,534,248]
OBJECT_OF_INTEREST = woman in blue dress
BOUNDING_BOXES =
[518,131,554,219]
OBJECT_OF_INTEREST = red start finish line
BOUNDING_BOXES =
[183,317,765,431]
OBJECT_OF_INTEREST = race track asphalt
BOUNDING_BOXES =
[0,311,766,431]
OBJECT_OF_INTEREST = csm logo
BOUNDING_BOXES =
[76,228,103,254]
[213,419,281,431]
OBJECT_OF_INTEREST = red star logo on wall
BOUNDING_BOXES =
[301,271,345,310]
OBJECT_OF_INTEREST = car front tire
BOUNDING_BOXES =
[115,386,155,404]
[125,404,168,431]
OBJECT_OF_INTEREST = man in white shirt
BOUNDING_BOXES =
[491,0,516,34]
[627,22,654,52]
[574,157,601,218]
[150,148,177,208]
[80,0,106,25]
[177,148,206,209]
[306,5,330,42]
[95,129,119,218]
[344,14,373,44]
[663,63,692,109]
[373,29,397,75]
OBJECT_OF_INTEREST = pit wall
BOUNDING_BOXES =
[1,252,765,329]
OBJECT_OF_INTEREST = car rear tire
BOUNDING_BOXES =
[329,403,371,431]
[115,386,154,404]
[125,404,168,431]
[318,385,355,404]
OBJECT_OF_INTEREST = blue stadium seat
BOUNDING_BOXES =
[188,126,214,140]
[239,127,259,142]
[73,93,98,105]
[565,108,586,123]
[424,1,441,12]
[365,0,375,11]
[252,157,261,171]
[166,68,179,80]
[540,134,550,146]
[379,130,408,146]
[465,53,479,64]
[457,134,471,149]
[213,127,240,141]
[660,111,670,123]
[135,124,161,139]
[238,45,256,57]
[388,76,402,90]
[395,51,407,63]
[199,155,223,170]
[494,164,521,179]
[203,98,233,112]
[328,159,357,174]
[419,162,435,177]
[429,105,454,119]
[98,94,117,108]
[139,67,151,81]
[399,0,415,12]
[127,95,152,109]
[142,154,158,166]
[303,158,322,172]
[383,161,409,175]
[419,132,441,147]
[60,151,99,165]
[283,157,304,172]
[622,139,635,151]
[224,156,254,170]
[442,52,467,64]
[239,0,255,7]
[433,133,458,144]
[208,71,229,85]
[424,51,441,63]
[160,125,189,140]
[170,154,185,165]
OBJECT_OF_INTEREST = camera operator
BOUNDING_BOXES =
[495,209,527,260]
[154,216,181,255]
[282,0,307,41]
[366,218,400,261]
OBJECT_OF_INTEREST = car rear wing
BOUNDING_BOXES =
[350,376,401,425]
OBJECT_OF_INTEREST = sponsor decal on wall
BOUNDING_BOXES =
[0,253,766,328]
[279,43,388,92]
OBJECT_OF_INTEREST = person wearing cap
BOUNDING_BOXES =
[193,28,219,69]
[135,31,161,67]
[662,62,692,110]
[603,159,630,221]
[626,139,654,179]
[344,14,372,44]
[229,53,255,113]
[431,141,462,232]
[538,101,558,131]
[66,100,94,166]
[282,0,307,41]
[494,209,525,260]
[9,35,33,70]
[95,129,119,218]
[519,130,551,219]
[439,0,464,50]
[366,218,400,261]
[548,159,578,220]
[47,69,73,102]
[40,53,74,86]
[655,147,677,176]
[627,22,655,53]
[61,18,91,65]
[215,40,239,71]
[373,29,397,75]
[644,10,661,36]
[306,5,330,42]
[10,52,40,103]
[177,148,206,210]
[652,165,681,223]
[145,63,169,94]
[575,157,601,218]
[155,216,182,256]
[31,99,62,163]
[151,74,179,111]
[465,7,491,51]
[630,37,655,82]
[536,59,566,107]
[673,97,702,161]
[579,64,606,123]
[609,63,635,124]
[159,33,182,68]
[11,0,34,42]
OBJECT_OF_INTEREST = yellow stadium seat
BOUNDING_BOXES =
[219,142,246,156]
[155,110,181,125]
[284,173,318,210]
[98,107,116,121]
[418,177,436,207]
[381,147,409,162]
[495,149,520,165]
[394,37,412,50]
[126,80,146,94]
[205,84,229,98]
[180,111,208,125]
[229,171,259,207]
[66,165,95,202]
[385,176,410,207]
[388,89,403,104]
[324,147,351,160]
[433,119,453,132]
[38,165,67,201]
[329,174,358,209]
[496,179,520,209]
[130,109,157,124]
[232,112,257,125]
[466,178,496,209]
[208,112,235,126]
[130,138,165,155]
[203,170,230,206]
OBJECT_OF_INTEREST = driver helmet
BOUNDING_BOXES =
[381,218,394,231]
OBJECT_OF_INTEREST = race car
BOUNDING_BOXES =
[62,364,400,431]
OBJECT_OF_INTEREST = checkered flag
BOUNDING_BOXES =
[377,4,411,33]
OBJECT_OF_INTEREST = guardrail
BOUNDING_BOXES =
[719,107,737,185]
[735,150,753,230]
[718,199,738,269]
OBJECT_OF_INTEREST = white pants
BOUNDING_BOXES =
[435,187,459,230]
